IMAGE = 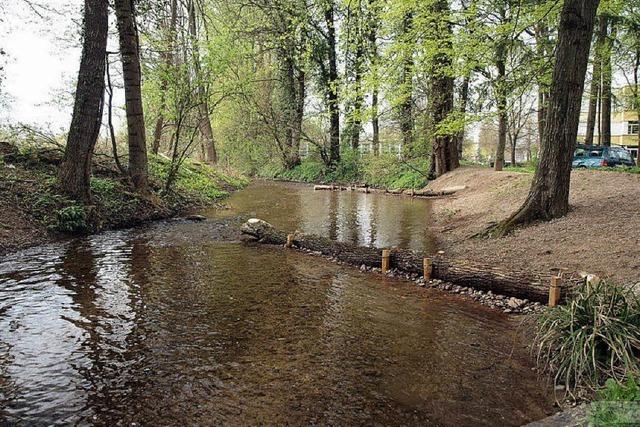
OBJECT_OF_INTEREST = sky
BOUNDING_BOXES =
[0,0,124,133]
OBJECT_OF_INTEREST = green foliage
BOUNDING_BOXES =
[589,377,640,425]
[534,281,640,394]
[53,205,88,233]
[149,155,248,203]
[361,154,429,189]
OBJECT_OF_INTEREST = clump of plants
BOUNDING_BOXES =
[589,377,640,425]
[534,280,640,395]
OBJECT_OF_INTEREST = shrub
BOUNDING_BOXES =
[53,205,88,233]
[534,281,640,394]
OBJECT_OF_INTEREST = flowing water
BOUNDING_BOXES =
[0,181,553,426]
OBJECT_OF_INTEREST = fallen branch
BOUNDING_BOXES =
[241,218,582,303]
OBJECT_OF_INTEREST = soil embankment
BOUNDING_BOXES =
[427,167,640,284]
[0,142,246,255]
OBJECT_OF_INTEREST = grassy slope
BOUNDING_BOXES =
[0,142,248,253]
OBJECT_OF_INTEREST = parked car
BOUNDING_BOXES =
[572,144,635,169]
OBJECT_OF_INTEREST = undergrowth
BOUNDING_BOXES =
[2,143,247,234]
[262,152,430,190]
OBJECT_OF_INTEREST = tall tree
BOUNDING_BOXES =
[115,0,149,193]
[151,0,177,155]
[429,0,458,176]
[324,0,340,166]
[486,0,600,236]
[188,0,218,164]
[398,10,414,150]
[584,17,602,146]
[59,0,109,203]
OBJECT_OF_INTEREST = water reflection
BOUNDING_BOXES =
[209,181,436,253]
[0,183,552,425]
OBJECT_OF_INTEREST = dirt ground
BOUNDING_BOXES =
[427,166,640,285]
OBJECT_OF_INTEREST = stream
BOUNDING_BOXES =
[0,181,553,425]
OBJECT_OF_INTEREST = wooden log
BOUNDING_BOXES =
[240,218,581,303]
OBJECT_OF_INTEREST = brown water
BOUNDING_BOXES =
[0,182,553,426]
[206,181,437,253]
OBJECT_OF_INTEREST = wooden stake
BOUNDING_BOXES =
[548,275,561,307]
[423,258,432,281]
[381,249,391,273]
[286,234,294,248]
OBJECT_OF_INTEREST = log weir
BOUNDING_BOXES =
[241,219,581,304]
[312,184,466,198]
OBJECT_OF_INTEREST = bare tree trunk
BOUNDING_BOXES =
[367,2,380,156]
[399,11,414,151]
[455,74,470,160]
[59,0,109,203]
[430,0,457,177]
[152,0,177,155]
[487,0,600,236]
[584,58,601,145]
[494,41,507,171]
[115,0,149,193]
[188,0,218,164]
[600,16,614,147]
[325,1,340,167]
[350,44,364,150]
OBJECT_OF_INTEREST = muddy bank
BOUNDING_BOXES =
[427,167,640,285]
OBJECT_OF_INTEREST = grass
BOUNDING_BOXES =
[589,377,640,425]
[533,280,640,395]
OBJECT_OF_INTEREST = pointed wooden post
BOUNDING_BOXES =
[423,258,432,281]
[548,275,561,307]
[286,234,294,248]
[381,249,391,273]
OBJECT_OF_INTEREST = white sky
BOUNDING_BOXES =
[1,0,124,133]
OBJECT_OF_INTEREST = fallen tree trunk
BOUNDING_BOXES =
[241,219,580,303]
[313,184,464,198]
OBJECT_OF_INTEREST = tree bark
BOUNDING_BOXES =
[59,0,109,203]
[241,219,579,303]
[115,0,149,193]
[151,0,177,155]
[488,0,600,236]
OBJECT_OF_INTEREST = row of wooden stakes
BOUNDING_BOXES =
[285,233,563,308]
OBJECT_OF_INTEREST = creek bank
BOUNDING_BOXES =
[429,166,640,285]
[0,141,247,255]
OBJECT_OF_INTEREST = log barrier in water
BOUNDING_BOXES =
[312,184,466,198]
[241,218,582,304]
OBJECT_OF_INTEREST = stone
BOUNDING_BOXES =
[185,214,207,221]
[507,297,524,309]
